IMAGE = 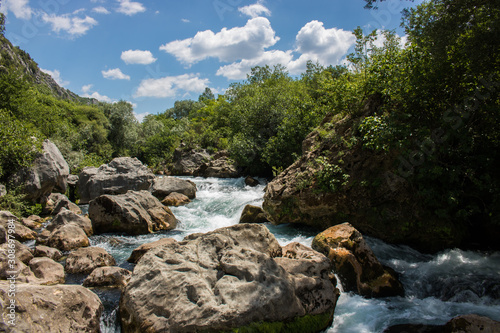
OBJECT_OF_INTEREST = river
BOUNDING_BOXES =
[83,177,500,333]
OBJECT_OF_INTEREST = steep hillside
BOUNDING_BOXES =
[0,34,96,104]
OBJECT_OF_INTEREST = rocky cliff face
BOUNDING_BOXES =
[263,96,481,253]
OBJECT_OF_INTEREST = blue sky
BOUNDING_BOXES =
[1,0,421,121]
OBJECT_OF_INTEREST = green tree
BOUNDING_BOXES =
[103,100,138,157]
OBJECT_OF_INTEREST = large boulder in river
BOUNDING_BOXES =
[0,282,103,332]
[47,223,90,251]
[195,154,239,178]
[171,147,211,176]
[120,224,339,333]
[15,139,70,202]
[312,223,404,298]
[83,266,132,289]
[78,157,155,204]
[151,176,197,199]
[239,204,268,224]
[89,190,177,235]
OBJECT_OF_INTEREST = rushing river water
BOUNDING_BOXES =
[82,177,500,333]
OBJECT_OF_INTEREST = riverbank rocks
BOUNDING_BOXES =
[34,245,62,261]
[0,211,37,242]
[65,247,116,274]
[239,204,268,224]
[161,192,191,207]
[78,157,155,204]
[47,223,90,251]
[15,139,70,202]
[312,223,404,298]
[151,176,197,199]
[47,208,93,236]
[89,190,177,235]
[120,224,339,333]
[83,266,132,289]
[0,282,103,332]
[28,257,65,285]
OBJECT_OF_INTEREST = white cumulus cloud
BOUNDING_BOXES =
[287,20,356,73]
[159,17,279,65]
[42,13,98,36]
[121,50,157,65]
[216,50,293,80]
[92,6,110,14]
[102,68,131,80]
[41,68,69,87]
[238,1,271,18]
[134,74,210,98]
[0,0,32,19]
[116,0,146,16]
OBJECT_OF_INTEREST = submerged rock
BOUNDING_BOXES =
[78,157,155,204]
[120,224,338,333]
[0,282,103,332]
[161,192,191,207]
[89,190,177,235]
[312,223,404,298]
[238,204,268,224]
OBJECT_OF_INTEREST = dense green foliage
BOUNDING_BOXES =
[1,0,499,228]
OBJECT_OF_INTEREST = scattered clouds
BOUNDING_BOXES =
[81,84,115,103]
[0,0,32,20]
[92,6,111,14]
[121,50,157,65]
[217,50,293,80]
[238,1,271,19]
[102,68,131,80]
[160,17,279,65]
[116,0,146,16]
[42,13,98,36]
[41,68,69,87]
[134,74,210,98]
[181,18,190,23]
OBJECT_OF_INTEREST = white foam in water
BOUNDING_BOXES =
[90,177,500,333]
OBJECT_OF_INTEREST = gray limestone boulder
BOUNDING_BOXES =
[89,190,177,235]
[65,246,116,275]
[151,176,197,199]
[78,157,155,204]
[120,224,339,333]
[83,266,132,289]
[28,257,65,285]
[17,139,70,202]
[0,282,103,332]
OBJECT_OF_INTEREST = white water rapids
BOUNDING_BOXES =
[81,177,500,333]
